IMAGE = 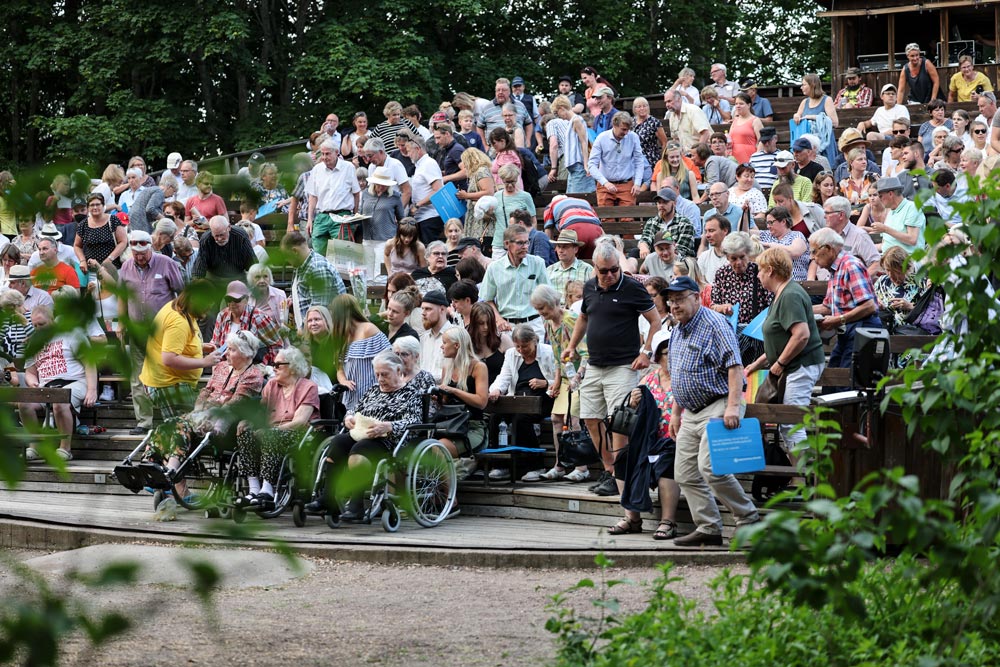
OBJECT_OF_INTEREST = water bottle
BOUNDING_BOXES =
[498,420,508,447]
[563,361,579,391]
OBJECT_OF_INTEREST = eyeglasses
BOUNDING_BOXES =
[892,129,909,135]
[273,361,290,367]
[429,251,447,256]
[226,295,247,304]
[509,239,529,246]
[596,266,620,275]
[710,69,721,75]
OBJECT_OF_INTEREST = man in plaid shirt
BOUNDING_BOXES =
[810,227,880,369]
[638,188,697,260]
[280,231,345,330]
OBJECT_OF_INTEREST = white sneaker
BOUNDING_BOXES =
[154,496,178,522]
[565,468,591,483]
[488,468,510,481]
[540,466,566,481]
[24,447,39,462]
[99,385,114,402]
[520,469,546,482]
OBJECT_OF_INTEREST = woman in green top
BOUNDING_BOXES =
[744,247,826,464]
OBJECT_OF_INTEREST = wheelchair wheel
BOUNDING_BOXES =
[324,512,341,529]
[152,489,165,510]
[257,457,294,520]
[233,507,247,524]
[292,502,307,528]
[381,501,400,533]
[405,439,457,528]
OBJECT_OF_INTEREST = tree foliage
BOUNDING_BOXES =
[0,0,828,170]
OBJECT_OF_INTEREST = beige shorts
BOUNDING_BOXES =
[579,365,639,420]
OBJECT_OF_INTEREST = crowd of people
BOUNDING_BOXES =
[0,58,986,540]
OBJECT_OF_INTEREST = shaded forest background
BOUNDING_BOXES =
[0,0,829,170]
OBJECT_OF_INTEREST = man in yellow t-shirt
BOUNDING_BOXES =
[139,300,221,417]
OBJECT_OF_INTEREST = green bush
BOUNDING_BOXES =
[547,173,1000,665]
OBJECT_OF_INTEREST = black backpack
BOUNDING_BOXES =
[516,147,543,196]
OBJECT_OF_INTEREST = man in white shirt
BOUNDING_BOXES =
[363,138,411,206]
[858,84,911,141]
[175,161,199,203]
[305,139,360,255]
[709,63,741,102]
[399,131,444,244]
[419,290,455,379]
[7,265,54,314]
[697,214,730,283]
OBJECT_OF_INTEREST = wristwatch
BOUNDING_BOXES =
[642,348,652,357]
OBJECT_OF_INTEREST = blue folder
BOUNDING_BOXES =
[742,307,769,341]
[706,417,765,474]
[431,182,467,221]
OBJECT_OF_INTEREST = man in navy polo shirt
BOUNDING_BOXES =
[565,243,661,496]
[666,276,759,546]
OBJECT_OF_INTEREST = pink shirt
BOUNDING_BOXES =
[263,377,319,425]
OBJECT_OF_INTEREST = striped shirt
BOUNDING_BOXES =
[543,197,601,231]
[480,253,551,320]
[341,332,392,413]
[749,150,778,190]
[370,119,419,149]
[668,306,743,411]
[192,228,255,282]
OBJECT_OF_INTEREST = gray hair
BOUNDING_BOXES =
[530,284,561,311]
[208,215,230,231]
[226,329,261,359]
[942,136,965,153]
[154,217,177,237]
[721,231,754,256]
[392,335,421,361]
[810,226,845,250]
[824,195,852,217]
[668,89,685,102]
[612,111,633,128]
[592,241,619,264]
[363,137,386,154]
[511,323,539,344]
[159,173,179,190]
[595,234,624,252]
[0,289,25,311]
[962,147,984,163]
[320,138,338,152]
[126,167,143,180]
[712,63,727,74]
[679,67,695,79]
[426,240,446,255]
[372,349,404,374]
[181,159,198,173]
[502,103,518,115]
[277,347,310,378]
[247,263,273,284]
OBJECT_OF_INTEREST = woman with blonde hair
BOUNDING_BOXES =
[673,257,713,306]
[455,147,496,231]
[92,165,125,214]
[435,326,489,458]
[653,142,697,199]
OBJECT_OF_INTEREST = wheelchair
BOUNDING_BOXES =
[113,423,239,519]
[294,391,458,532]
[228,387,347,524]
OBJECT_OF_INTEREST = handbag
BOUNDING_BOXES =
[608,394,639,436]
[432,403,470,438]
[754,370,787,404]
[557,390,600,467]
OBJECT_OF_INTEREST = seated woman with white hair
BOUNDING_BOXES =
[303,349,422,520]
[488,323,557,452]
[246,263,288,326]
[235,347,319,508]
[392,335,437,396]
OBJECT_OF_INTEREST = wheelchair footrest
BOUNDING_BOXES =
[479,446,545,455]
[112,465,145,494]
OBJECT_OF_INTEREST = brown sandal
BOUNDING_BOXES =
[653,520,677,541]
[608,517,643,535]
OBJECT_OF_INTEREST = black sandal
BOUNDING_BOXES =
[653,520,677,541]
[608,517,643,535]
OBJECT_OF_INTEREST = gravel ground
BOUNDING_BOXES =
[3,547,747,667]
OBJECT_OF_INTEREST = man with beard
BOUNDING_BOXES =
[767,151,813,206]
[834,68,873,109]
[418,290,455,378]
[554,75,585,113]
[897,140,933,199]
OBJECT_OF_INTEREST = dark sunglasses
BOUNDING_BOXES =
[892,129,909,135]
[226,295,247,304]
[974,129,988,134]
[596,266,620,275]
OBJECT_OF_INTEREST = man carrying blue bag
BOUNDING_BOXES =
[666,275,760,546]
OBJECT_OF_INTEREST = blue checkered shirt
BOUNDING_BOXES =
[668,306,744,411]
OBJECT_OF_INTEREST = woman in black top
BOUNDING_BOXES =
[74,193,127,267]
[468,302,511,385]
[436,326,488,457]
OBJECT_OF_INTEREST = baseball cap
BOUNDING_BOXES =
[772,150,795,167]
[512,76,525,87]
[454,237,482,252]
[653,187,677,203]
[558,75,574,84]
[791,138,813,152]
[740,79,757,90]
[593,86,614,98]
[759,127,777,141]
[166,152,183,169]
[653,231,675,246]
[226,281,251,299]
[880,83,897,95]
[665,276,700,293]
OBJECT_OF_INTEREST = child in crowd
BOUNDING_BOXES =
[384,218,426,275]
[444,218,464,267]
[458,110,485,152]
[564,280,584,313]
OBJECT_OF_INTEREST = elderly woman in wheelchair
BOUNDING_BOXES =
[234,346,318,509]
[303,349,423,521]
